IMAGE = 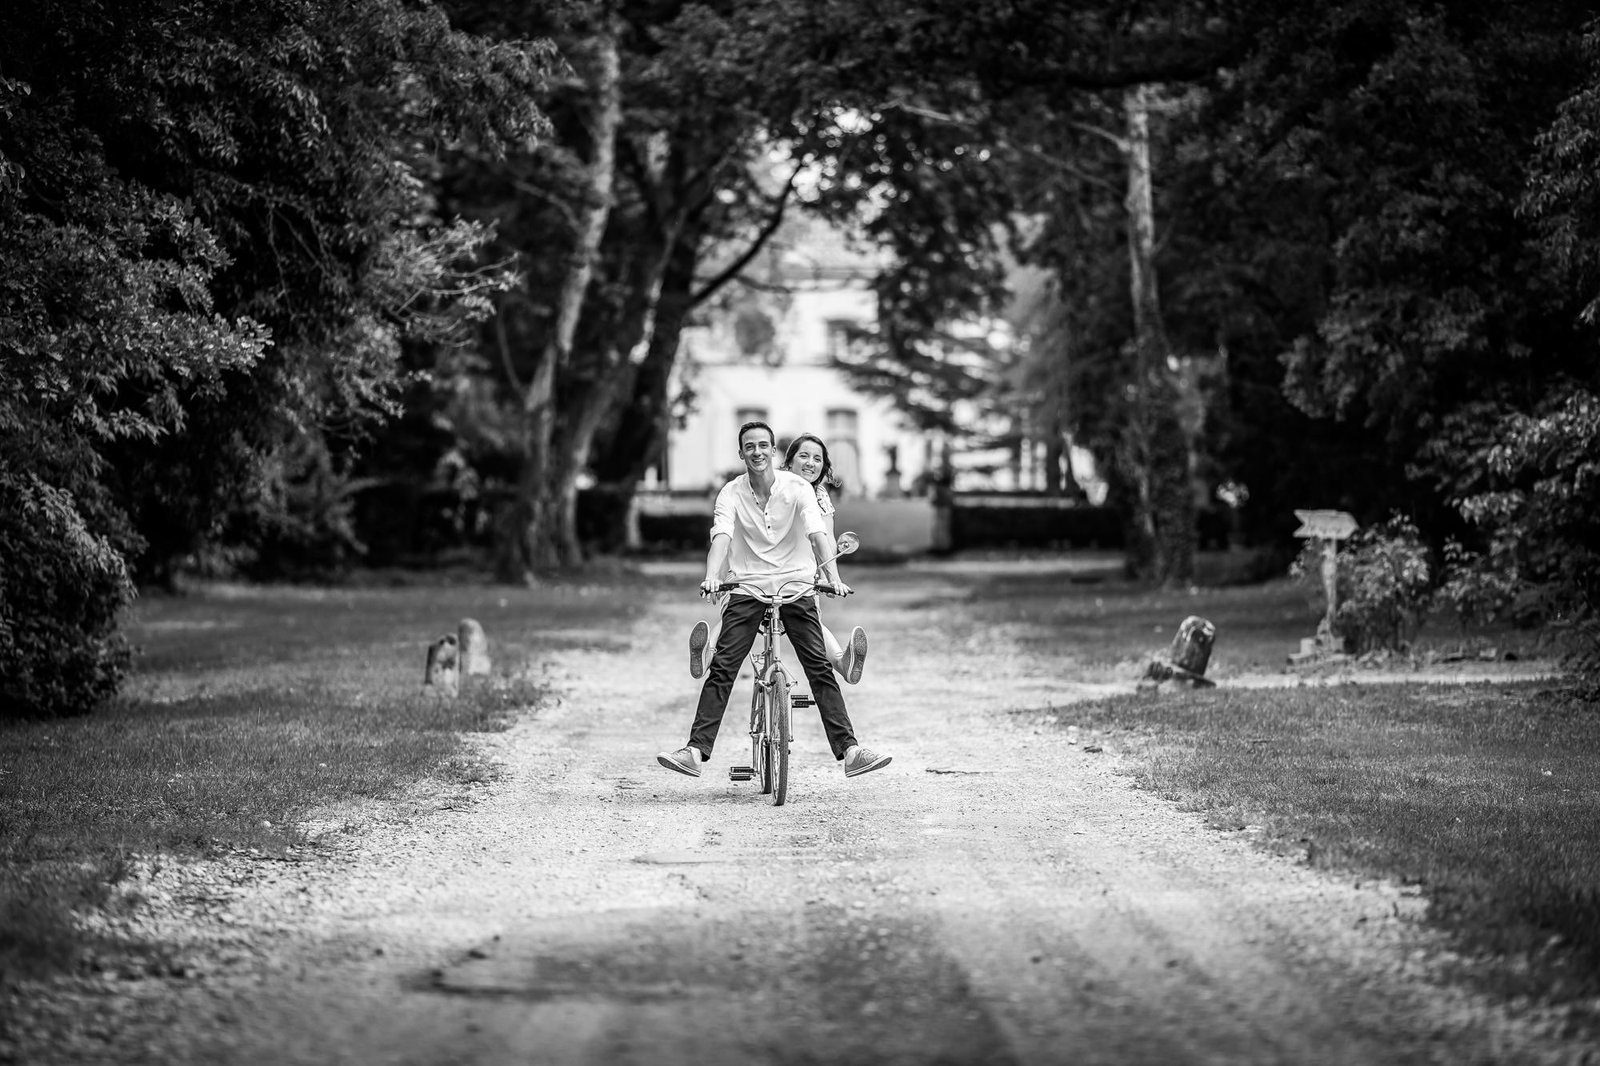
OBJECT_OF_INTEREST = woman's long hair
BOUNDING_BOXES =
[782,432,840,489]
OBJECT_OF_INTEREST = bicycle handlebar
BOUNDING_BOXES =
[710,579,846,601]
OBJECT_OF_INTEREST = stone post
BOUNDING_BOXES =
[424,635,459,697]
[458,618,491,676]
[1168,616,1216,677]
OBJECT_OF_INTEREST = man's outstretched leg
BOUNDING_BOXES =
[780,598,891,777]
[658,595,765,776]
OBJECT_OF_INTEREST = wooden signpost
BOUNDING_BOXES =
[1292,509,1358,661]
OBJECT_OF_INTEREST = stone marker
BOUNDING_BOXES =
[1168,615,1215,676]
[1142,615,1217,689]
[424,634,459,697]
[458,618,490,676]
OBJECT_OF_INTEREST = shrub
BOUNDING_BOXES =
[1440,388,1600,688]
[949,498,1125,551]
[0,473,133,719]
[1436,539,1523,629]
[236,431,379,580]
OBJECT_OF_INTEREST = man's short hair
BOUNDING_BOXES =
[737,420,776,449]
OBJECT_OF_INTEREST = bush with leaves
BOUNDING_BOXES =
[0,72,268,716]
[1445,389,1600,682]
[1436,540,1524,630]
[1295,516,1432,655]
[0,473,136,720]
[1508,20,1600,686]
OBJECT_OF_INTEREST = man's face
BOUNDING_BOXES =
[738,428,775,475]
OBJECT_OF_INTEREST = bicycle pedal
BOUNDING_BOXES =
[728,766,754,781]
[792,694,815,707]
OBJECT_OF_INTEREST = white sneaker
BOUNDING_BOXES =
[842,744,891,778]
[689,620,710,679]
[656,746,701,777]
[839,626,868,684]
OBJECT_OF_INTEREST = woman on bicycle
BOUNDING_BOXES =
[688,431,868,685]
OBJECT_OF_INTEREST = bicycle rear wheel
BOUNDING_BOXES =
[768,667,791,806]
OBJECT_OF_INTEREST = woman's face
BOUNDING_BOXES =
[789,439,826,485]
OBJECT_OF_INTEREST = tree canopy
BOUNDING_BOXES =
[0,0,553,715]
[6,0,1600,714]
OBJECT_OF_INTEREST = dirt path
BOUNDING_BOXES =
[14,568,1584,1065]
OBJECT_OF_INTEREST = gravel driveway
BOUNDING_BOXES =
[8,566,1585,1065]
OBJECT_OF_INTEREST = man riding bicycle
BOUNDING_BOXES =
[656,420,892,779]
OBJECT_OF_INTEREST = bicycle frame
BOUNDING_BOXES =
[719,580,834,805]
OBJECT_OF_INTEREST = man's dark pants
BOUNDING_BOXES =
[688,594,857,761]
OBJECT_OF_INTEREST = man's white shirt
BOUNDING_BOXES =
[710,470,827,597]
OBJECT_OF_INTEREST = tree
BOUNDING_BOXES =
[770,1,1269,580]
[1064,0,1600,586]
[425,0,851,573]
[378,0,1277,579]
[498,22,622,577]
[0,46,267,715]
[1116,85,1198,581]
[1439,17,1600,680]
[0,0,553,714]
[1227,3,1587,502]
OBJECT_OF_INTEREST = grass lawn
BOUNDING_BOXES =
[949,562,1597,1014]
[1065,684,1600,1007]
[0,572,646,983]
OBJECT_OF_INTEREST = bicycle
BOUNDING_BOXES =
[712,531,860,807]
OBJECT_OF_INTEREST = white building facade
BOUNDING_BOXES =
[654,216,1105,505]
[661,226,933,499]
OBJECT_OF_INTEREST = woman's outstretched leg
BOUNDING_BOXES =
[689,618,719,679]
[823,623,868,684]
[689,591,732,679]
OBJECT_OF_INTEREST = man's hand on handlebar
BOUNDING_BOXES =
[818,572,852,597]
[699,579,720,599]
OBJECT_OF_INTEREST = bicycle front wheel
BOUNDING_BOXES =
[768,668,791,806]
[751,678,771,794]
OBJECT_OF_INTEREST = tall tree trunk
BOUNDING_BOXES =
[496,27,622,583]
[587,154,794,529]
[1121,84,1195,585]
[1043,430,1065,496]
[584,157,796,554]
[587,228,701,552]
[541,197,683,563]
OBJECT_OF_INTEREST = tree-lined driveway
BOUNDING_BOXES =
[70,564,1570,1065]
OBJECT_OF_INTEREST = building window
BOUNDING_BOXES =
[825,319,856,362]
[826,407,860,493]
[734,306,777,362]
